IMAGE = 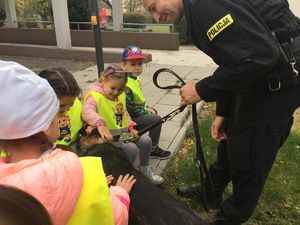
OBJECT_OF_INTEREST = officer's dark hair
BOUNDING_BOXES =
[39,68,81,98]
[0,185,53,225]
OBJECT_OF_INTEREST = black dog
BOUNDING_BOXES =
[80,143,207,225]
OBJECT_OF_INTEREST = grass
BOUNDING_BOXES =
[162,103,300,225]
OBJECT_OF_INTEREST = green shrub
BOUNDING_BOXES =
[0,4,5,27]
[67,0,91,30]
[25,19,39,28]
[123,12,150,29]
[175,16,192,44]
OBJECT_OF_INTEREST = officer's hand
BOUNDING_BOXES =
[211,116,227,141]
[180,80,201,106]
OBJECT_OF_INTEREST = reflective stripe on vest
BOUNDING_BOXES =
[88,91,129,130]
[126,76,145,106]
[67,157,114,225]
[55,98,83,146]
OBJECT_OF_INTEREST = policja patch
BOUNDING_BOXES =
[207,14,234,41]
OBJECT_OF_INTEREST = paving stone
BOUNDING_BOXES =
[149,158,160,168]
[171,65,196,77]
[156,159,169,175]
[140,74,153,86]
[144,95,163,107]
[159,120,181,142]
[185,66,217,80]
[142,84,166,97]
[158,94,182,106]
[157,140,171,150]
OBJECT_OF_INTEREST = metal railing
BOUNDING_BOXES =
[0,20,174,33]
[122,22,174,33]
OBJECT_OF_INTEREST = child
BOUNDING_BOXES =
[0,60,136,225]
[39,67,105,152]
[122,45,171,159]
[82,63,164,185]
[0,185,53,225]
[39,68,83,150]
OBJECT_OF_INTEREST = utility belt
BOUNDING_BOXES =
[276,32,300,77]
[266,32,300,92]
[243,33,300,94]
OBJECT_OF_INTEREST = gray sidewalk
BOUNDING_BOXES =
[73,46,217,175]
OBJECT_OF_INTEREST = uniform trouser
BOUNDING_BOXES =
[208,141,231,207]
[133,113,162,150]
[212,84,300,225]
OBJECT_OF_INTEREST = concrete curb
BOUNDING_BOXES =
[156,101,205,175]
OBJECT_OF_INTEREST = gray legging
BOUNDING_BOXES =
[121,134,152,166]
[133,113,161,150]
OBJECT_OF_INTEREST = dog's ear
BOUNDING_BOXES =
[77,135,105,156]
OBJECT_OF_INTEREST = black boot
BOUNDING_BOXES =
[176,185,202,199]
[177,184,223,209]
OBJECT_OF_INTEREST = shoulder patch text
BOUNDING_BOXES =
[207,14,234,41]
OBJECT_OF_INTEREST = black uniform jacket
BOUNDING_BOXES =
[183,0,299,116]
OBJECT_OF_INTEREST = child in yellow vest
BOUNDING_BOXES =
[82,63,164,185]
[0,61,136,225]
[122,45,171,160]
[39,68,83,151]
[38,67,135,224]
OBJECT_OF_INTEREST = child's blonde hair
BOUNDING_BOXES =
[99,63,129,85]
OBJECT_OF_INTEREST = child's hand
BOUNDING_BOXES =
[130,129,139,140]
[106,174,114,185]
[97,125,113,142]
[147,107,157,114]
[85,125,94,134]
[116,174,136,194]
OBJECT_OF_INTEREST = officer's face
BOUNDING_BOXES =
[142,0,184,24]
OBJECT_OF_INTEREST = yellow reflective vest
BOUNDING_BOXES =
[67,157,114,225]
[55,98,83,146]
[87,91,129,130]
[126,76,145,106]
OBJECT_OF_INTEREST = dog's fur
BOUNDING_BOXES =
[78,143,207,225]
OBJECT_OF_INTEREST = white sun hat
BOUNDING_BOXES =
[0,60,59,139]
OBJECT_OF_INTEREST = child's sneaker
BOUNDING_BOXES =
[150,147,171,159]
[140,166,164,185]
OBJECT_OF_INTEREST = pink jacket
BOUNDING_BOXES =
[0,149,130,225]
[110,186,130,225]
[0,149,83,225]
[82,82,136,130]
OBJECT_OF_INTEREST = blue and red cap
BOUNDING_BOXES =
[122,45,146,62]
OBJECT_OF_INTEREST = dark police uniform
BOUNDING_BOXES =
[182,0,300,224]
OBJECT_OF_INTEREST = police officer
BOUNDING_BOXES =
[142,0,300,224]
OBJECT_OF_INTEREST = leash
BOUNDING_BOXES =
[119,68,187,141]
[136,106,186,137]
[153,68,215,212]
[79,67,215,211]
